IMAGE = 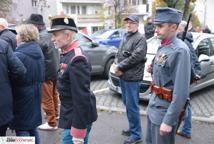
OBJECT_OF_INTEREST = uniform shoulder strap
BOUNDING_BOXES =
[70,47,87,63]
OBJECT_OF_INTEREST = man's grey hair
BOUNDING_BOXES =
[63,29,76,37]
[0,18,8,28]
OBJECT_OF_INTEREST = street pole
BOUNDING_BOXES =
[203,0,207,28]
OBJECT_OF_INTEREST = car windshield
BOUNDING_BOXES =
[96,30,116,39]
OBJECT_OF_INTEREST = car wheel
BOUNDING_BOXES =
[104,58,114,79]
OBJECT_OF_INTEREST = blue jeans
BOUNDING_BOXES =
[179,104,192,137]
[15,128,40,144]
[62,124,92,144]
[119,79,142,140]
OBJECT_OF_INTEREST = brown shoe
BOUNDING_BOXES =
[176,131,191,139]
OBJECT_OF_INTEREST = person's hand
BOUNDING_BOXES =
[147,64,152,73]
[70,127,86,144]
[111,63,123,76]
[192,74,201,84]
[160,123,172,136]
[110,63,117,74]
[115,67,123,76]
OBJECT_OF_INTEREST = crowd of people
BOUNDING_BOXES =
[0,14,97,144]
[0,6,210,144]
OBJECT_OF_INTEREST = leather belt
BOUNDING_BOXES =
[150,83,172,102]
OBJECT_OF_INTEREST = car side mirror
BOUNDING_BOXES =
[198,54,210,62]
[91,41,99,47]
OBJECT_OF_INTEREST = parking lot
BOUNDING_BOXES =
[91,76,214,122]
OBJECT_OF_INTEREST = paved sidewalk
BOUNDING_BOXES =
[89,111,214,144]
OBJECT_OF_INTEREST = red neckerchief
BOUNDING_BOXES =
[62,40,80,54]
[161,38,172,46]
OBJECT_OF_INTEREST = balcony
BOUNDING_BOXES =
[122,4,148,15]
[77,14,104,23]
[60,0,104,4]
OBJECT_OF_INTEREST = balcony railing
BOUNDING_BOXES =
[60,0,104,4]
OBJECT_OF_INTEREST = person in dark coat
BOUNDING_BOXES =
[48,15,97,144]
[11,24,45,144]
[0,18,17,50]
[0,39,26,136]
[27,14,60,130]
[176,21,201,139]
[202,25,211,33]
[144,17,155,39]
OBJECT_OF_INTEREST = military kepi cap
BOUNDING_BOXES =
[154,7,183,24]
[48,15,77,33]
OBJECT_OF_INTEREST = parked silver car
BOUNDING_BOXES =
[108,32,214,101]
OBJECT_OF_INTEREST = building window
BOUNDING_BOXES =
[108,6,111,15]
[71,5,76,14]
[132,0,137,5]
[82,5,87,14]
[77,6,80,14]
[143,0,147,4]
[66,5,69,14]
[92,26,99,33]
[32,0,37,7]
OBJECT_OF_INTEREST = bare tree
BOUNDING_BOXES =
[0,0,12,17]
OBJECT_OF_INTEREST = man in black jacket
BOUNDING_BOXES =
[0,18,17,50]
[112,15,147,144]
[27,14,60,130]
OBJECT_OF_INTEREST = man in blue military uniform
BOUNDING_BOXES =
[146,7,191,144]
[48,15,97,144]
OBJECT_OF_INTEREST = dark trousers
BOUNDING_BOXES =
[0,124,8,136]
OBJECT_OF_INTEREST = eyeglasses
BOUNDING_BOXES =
[124,21,138,25]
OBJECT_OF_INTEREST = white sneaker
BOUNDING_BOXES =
[38,123,58,130]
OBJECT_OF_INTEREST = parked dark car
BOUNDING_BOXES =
[8,26,117,78]
[76,32,117,78]
[108,32,214,101]
[92,28,126,48]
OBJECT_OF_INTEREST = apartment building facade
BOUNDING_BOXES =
[56,0,105,35]
[6,0,57,26]
[6,0,152,34]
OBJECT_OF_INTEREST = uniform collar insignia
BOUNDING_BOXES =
[161,38,172,46]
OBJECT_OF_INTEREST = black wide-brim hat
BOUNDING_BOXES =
[48,15,78,33]
[27,14,45,25]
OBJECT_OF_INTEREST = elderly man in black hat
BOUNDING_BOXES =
[146,7,191,144]
[112,15,147,144]
[27,13,60,131]
[48,15,97,144]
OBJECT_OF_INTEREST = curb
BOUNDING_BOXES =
[97,105,214,124]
